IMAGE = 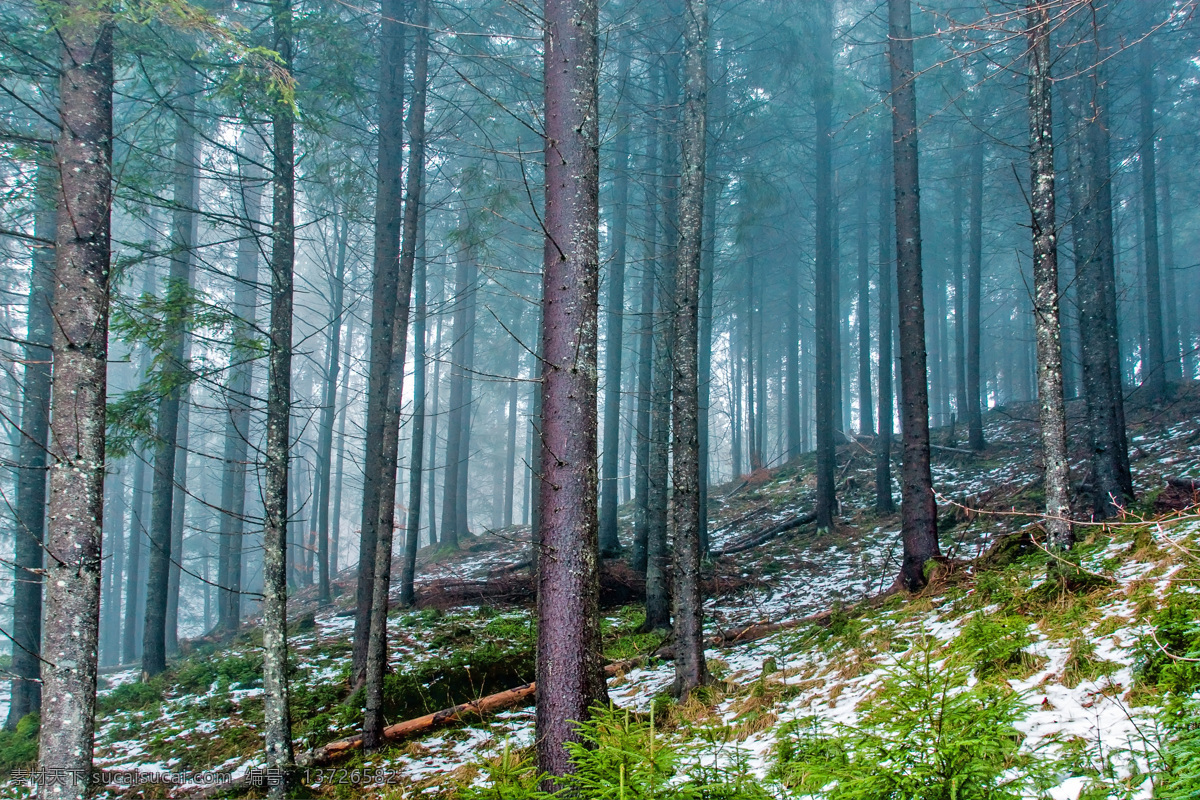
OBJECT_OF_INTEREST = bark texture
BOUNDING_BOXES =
[814,0,838,530]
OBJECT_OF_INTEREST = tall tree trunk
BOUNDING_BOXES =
[857,172,874,437]
[217,133,264,634]
[38,6,112,795]
[8,147,55,727]
[1063,7,1132,519]
[426,294,443,544]
[1159,142,1181,381]
[599,42,632,559]
[631,122,658,576]
[123,448,148,662]
[966,137,985,450]
[745,255,758,470]
[1138,42,1166,400]
[671,0,710,698]
[143,70,198,677]
[353,0,405,678]
[316,213,347,606]
[814,0,837,530]
[440,225,474,550]
[101,467,126,669]
[455,262,478,541]
[888,0,940,590]
[166,396,190,654]
[262,1,296,789]
[331,314,355,574]
[503,337,520,528]
[536,0,609,780]
[698,85,721,555]
[875,127,895,514]
[953,166,967,428]
[1027,2,1072,550]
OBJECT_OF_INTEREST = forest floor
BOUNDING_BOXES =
[4,385,1200,799]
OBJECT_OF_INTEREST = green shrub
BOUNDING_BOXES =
[772,637,1052,800]
[956,612,1036,679]
[0,713,38,775]
[1157,694,1200,799]
[98,679,163,712]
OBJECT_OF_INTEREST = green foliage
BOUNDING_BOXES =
[772,638,1051,800]
[99,679,164,713]
[461,705,772,800]
[0,713,39,774]
[1136,592,1200,703]
[1157,694,1200,799]
[956,612,1037,679]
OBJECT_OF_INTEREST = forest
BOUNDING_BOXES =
[2,0,1200,797]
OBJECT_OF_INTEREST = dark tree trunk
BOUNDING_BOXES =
[8,148,55,727]
[1026,2,1073,550]
[166,397,190,654]
[316,213,347,606]
[123,449,148,662]
[440,223,475,550]
[787,252,802,458]
[503,337,520,528]
[38,8,112,795]
[889,0,940,591]
[875,128,895,514]
[143,70,198,677]
[857,173,874,437]
[599,42,632,558]
[698,83,721,555]
[426,301,443,544]
[671,0,710,698]
[536,0,609,780]
[631,120,658,576]
[353,0,405,678]
[814,0,837,530]
[953,166,967,428]
[1159,142,1181,381]
[1063,8,1133,519]
[745,255,759,470]
[217,132,264,634]
[966,137,985,450]
[1138,42,1166,400]
[262,2,296,789]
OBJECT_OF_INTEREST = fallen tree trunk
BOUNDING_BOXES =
[717,510,817,556]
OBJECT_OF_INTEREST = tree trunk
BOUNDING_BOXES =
[814,0,837,530]
[1138,42,1166,400]
[631,119,658,576]
[315,213,347,606]
[262,2,296,790]
[331,315,355,574]
[670,0,710,698]
[123,448,148,662]
[166,396,190,654]
[503,337,520,528]
[876,125,895,514]
[426,299,443,544]
[143,69,198,677]
[440,221,474,550]
[966,137,985,450]
[353,0,405,678]
[857,170,874,437]
[599,42,631,558]
[400,213,430,608]
[217,132,264,634]
[1159,142,1181,382]
[536,0,609,780]
[7,147,55,727]
[38,7,111,795]
[953,165,967,428]
[101,467,126,669]
[888,0,940,590]
[1026,3,1073,550]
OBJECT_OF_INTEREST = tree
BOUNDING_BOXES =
[670,0,710,699]
[888,0,940,590]
[1137,40,1166,401]
[536,0,609,780]
[965,136,985,451]
[261,0,296,790]
[875,122,896,515]
[7,144,55,729]
[1025,0,1072,550]
[814,0,838,531]
[315,209,348,606]
[38,3,113,796]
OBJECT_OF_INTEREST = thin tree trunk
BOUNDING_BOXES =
[1027,2,1072,550]
[671,0,710,698]
[315,213,347,605]
[814,0,837,530]
[123,450,147,662]
[857,171,874,437]
[503,337,520,528]
[1159,141,1181,381]
[143,70,198,677]
[1138,42,1166,399]
[38,7,112,795]
[966,137,985,450]
[536,0,609,779]
[102,467,126,669]
[889,0,940,590]
[876,129,895,513]
[7,147,55,727]
[166,396,190,654]
[440,225,472,550]
[217,132,264,634]
[599,42,631,558]
[953,164,967,427]
[262,1,296,789]
[331,314,355,574]
[631,121,658,576]
[353,0,406,678]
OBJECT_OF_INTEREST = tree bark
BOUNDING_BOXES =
[671,0,710,698]
[536,0,609,780]
[7,146,55,727]
[217,132,264,635]
[966,137,985,450]
[1138,42,1166,400]
[143,69,198,677]
[857,168,874,438]
[814,0,837,530]
[166,396,190,654]
[876,124,895,514]
[503,337,520,528]
[38,6,112,795]
[331,314,354,574]
[888,0,940,590]
[1026,2,1072,550]
[315,213,347,606]
[262,1,296,790]
[599,42,631,558]
[101,467,126,668]
[631,118,658,576]
[353,0,405,678]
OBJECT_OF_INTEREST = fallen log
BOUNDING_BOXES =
[717,510,818,556]
[1166,477,1200,492]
